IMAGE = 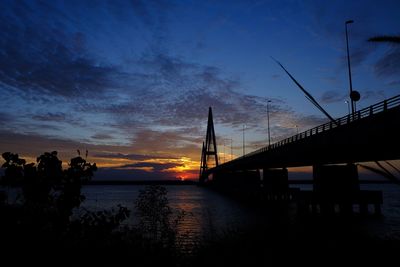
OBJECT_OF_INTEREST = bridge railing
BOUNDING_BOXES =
[229,94,400,163]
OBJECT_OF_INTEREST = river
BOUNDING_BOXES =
[80,183,400,247]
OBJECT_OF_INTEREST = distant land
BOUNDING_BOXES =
[87,180,198,186]
[86,179,394,186]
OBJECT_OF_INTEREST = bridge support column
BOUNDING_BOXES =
[313,164,359,215]
[263,168,289,201]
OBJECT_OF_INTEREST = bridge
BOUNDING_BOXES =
[199,94,400,215]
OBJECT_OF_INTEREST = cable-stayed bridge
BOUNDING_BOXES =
[199,95,400,215]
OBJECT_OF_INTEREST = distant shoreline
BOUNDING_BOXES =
[86,179,395,186]
[87,180,198,186]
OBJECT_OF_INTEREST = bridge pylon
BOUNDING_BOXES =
[199,107,219,183]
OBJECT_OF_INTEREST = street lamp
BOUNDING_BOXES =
[242,124,246,156]
[345,20,362,114]
[230,138,233,161]
[267,100,272,146]
[222,139,225,163]
[345,100,350,115]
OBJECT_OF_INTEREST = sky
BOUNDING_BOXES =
[0,0,399,180]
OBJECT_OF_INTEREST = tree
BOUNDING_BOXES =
[1,151,97,228]
[135,185,185,247]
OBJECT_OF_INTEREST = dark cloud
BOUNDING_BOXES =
[0,112,12,123]
[0,1,297,140]
[0,130,77,165]
[0,1,126,99]
[387,80,400,87]
[321,91,347,104]
[32,112,67,122]
[359,90,387,101]
[338,46,375,68]
[118,162,183,171]
[374,47,400,78]
[30,112,89,131]
[94,152,179,161]
[130,128,201,155]
[95,167,176,181]
[76,51,289,132]
[91,133,113,140]
[320,89,387,105]
[306,1,400,78]
[129,0,173,27]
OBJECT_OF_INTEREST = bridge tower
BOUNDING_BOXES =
[199,107,219,183]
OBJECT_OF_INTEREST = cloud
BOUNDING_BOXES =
[129,0,173,27]
[0,3,128,99]
[0,112,12,123]
[117,162,183,171]
[90,133,114,140]
[321,91,347,104]
[74,51,290,132]
[387,80,400,87]
[129,128,201,157]
[338,46,375,68]
[94,167,177,181]
[0,1,298,140]
[94,152,179,161]
[32,112,67,122]
[304,1,400,78]
[374,47,400,78]
[320,89,387,104]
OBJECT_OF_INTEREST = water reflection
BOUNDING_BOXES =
[81,185,254,242]
[77,184,400,252]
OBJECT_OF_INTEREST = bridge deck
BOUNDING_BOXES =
[208,94,400,173]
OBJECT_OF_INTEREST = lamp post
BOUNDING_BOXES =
[267,100,272,146]
[222,139,225,163]
[345,100,350,115]
[345,20,355,114]
[230,138,233,161]
[242,124,246,156]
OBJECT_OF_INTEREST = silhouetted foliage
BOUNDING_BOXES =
[0,154,191,266]
[136,185,186,247]
[1,151,97,228]
[68,205,130,250]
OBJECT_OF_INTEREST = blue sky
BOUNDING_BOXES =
[0,0,399,180]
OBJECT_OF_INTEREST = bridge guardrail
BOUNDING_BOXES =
[227,94,400,164]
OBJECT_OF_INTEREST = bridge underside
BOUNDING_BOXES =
[207,106,400,175]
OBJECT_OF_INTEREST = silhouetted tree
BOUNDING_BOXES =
[1,151,97,229]
[136,185,172,241]
[135,185,185,247]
